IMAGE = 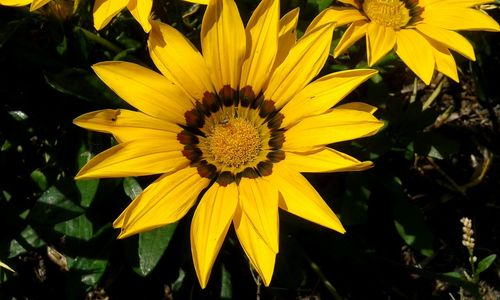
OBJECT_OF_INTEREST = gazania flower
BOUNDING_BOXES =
[0,0,152,32]
[318,0,500,84]
[74,0,383,287]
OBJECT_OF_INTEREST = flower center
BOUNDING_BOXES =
[178,86,286,186]
[207,117,261,168]
[362,0,420,29]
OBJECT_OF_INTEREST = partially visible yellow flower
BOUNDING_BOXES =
[75,0,383,287]
[317,0,500,84]
[92,0,152,32]
[0,260,15,272]
[0,0,50,12]
[0,0,152,32]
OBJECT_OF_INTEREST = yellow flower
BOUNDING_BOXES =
[74,0,383,287]
[319,0,500,84]
[0,0,152,32]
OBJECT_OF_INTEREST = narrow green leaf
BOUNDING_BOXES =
[476,254,496,275]
[76,146,99,208]
[221,264,232,300]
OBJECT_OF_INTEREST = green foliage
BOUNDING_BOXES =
[1,1,499,299]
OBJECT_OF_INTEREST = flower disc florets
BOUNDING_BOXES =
[361,0,423,29]
[177,85,285,186]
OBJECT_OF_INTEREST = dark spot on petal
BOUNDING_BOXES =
[217,171,235,186]
[268,112,284,129]
[202,91,220,114]
[197,161,217,179]
[259,100,276,119]
[269,130,285,149]
[257,161,273,177]
[239,86,255,107]
[251,94,264,109]
[185,109,205,128]
[219,85,236,107]
[267,150,285,162]
[239,167,259,179]
[182,145,202,162]
[177,130,199,145]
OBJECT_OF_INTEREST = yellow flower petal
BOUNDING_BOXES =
[336,102,378,114]
[148,20,215,101]
[191,182,238,288]
[92,0,128,31]
[92,61,193,124]
[0,0,31,6]
[416,23,475,61]
[428,39,459,82]
[273,7,299,69]
[334,20,369,58]
[239,0,279,95]
[285,148,373,173]
[0,261,15,273]
[265,22,335,108]
[281,69,378,128]
[238,178,279,253]
[201,0,246,91]
[233,207,276,286]
[395,29,435,85]
[127,0,152,32]
[366,22,396,66]
[30,0,50,10]
[423,8,500,31]
[73,109,180,143]
[75,139,188,179]
[425,0,493,7]
[270,163,346,232]
[114,167,210,235]
[306,7,367,32]
[283,108,384,151]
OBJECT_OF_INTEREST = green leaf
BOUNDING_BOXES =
[31,169,48,191]
[9,225,46,258]
[28,186,84,224]
[76,146,99,208]
[340,174,370,226]
[122,177,178,276]
[0,19,23,48]
[54,214,93,241]
[389,177,434,257]
[123,177,143,200]
[414,132,459,160]
[476,254,496,275]
[307,0,333,10]
[44,68,122,106]
[221,264,232,300]
[134,224,178,276]
[68,257,108,286]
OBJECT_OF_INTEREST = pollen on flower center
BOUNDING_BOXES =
[362,0,412,29]
[207,117,261,168]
